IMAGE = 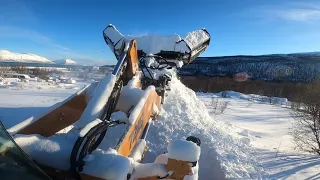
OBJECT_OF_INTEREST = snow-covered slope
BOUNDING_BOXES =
[53,58,77,65]
[0,50,53,63]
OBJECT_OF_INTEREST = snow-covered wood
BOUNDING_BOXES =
[75,74,117,129]
[167,140,200,162]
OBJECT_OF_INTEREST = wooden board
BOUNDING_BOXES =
[117,90,161,157]
[18,93,87,137]
[167,158,193,180]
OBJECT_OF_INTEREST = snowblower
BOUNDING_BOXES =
[1,25,210,180]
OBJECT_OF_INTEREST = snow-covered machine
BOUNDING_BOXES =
[1,25,210,180]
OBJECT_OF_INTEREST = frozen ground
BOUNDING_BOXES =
[0,76,320,179]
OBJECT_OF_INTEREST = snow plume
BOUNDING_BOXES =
[144,76,263,179]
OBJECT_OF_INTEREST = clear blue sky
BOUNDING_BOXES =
[1,0,320,65]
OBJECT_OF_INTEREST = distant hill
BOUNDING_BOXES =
[179,52,320,82]
[53,58,77,65]
[0,50,53,64]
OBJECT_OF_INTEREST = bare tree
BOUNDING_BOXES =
[291,80,320,155]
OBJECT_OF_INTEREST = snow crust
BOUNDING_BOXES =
[75,74,116,128]
[0,50,53,63]
[167,140,200,162]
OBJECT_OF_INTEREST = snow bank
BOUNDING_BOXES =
[167,140,200,162]
[144,75,262,179]
[0,50,53,63]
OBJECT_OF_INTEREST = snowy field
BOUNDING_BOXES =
[197,91,320,180]
[0,77,320,179]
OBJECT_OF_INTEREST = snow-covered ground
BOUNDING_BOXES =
[197,91,320,179]
[0,76,320,179]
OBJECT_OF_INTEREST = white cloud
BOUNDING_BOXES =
[256,2,320,22]
[0,26,70,51]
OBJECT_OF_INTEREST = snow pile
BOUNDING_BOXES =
[82,149,131,180]
[0,50,53,63]
[144,76,262,179]
[183,29,210,50]
[167,140,200,162]
[53,58,77,65]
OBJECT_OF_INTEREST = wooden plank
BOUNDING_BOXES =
[18,94,87,137]
[117,90,161,157]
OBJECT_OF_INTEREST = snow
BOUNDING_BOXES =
[129,139,146,162]
[13,132,76,170]
[167,140,200,162]
[183,29,210,50]
[82,149,131,180]
[111,111,129,124]
[116,72,144,113]
[0,49,53,63]
[79,118,102,137]
[53,58,77,65]
[128,86,155,125]
[130,162,168,179]
[75,74,116,129]
[7,83,91,135]
[1,68,320,179]
[103,25,209,56]
[143,76,260,179]
[197,91,320,179]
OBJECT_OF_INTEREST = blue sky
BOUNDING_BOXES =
[1,0,320,65]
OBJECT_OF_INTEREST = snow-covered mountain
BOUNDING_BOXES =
[0,50,53,64]
[53,58,77,65]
